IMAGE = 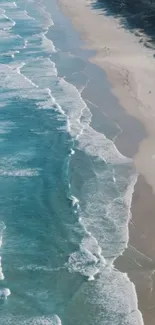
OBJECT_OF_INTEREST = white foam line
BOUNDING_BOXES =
[131,257,143,268]
[0,223,6,285]
[129,244,153,262]
[79,216,106,264]
[59,77,89,138]
[45,87,65,115]
[38,0,55,27]
[86,98,99,109]
[0,257,4,280]
[23,40,28,49]
[18,264,66,272]
[2,13,16,30]
[16,62,39,88]
[23,10,35,20]
[10,50,20,58]
[80,75,91,95]
[0,222,6,249]
[0,169,40,177]
[0,2,17,8]
[42,31,56,52]
[0,315,62,325]
[70,195,79,207]
[12,57,63,116]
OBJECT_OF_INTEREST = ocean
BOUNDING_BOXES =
[0,0,144,324]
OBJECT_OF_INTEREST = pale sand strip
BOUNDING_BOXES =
[59,0,155,195]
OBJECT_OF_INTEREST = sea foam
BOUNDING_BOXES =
[0,315,62,325]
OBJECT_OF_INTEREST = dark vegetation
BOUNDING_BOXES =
[92,0,155,42]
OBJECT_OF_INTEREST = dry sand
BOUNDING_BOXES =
[58,1,155,324]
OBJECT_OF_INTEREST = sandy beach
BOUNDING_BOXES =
[58,1,155,324]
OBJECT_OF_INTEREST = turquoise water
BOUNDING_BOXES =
[0,0,144,324]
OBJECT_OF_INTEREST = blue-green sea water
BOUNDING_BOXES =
[0,0,144,324]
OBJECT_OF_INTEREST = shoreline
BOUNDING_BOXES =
[57,1,155,324]
[58,0,155,195]
[116,175,155,325]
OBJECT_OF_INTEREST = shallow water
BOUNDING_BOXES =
[0,0,144,324]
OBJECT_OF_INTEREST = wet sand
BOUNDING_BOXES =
[58,0,155,324]
[116,176,155,325]
[129,177,155,325]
